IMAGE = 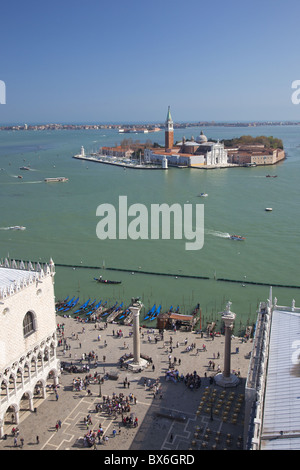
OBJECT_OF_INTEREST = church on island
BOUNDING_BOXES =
[75,106,285,170]
[144,106,229,168]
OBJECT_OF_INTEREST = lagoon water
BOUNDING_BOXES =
[0,124,299,332]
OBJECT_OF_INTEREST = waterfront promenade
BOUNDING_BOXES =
[0,315,252,451]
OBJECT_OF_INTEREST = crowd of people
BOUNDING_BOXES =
[81,388,139,447]
[183,371,202,390]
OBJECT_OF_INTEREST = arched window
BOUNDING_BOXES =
[23,311,35,337]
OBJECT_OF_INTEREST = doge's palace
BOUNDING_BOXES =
[0,258,60,437]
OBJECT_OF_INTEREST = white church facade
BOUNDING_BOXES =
[0,258,60,437]
[144,107,228,168]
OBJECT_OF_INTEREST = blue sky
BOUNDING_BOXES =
[1,0,300,123]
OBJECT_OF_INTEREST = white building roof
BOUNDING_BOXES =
[0,266,38,289]
[261,306,300,450]
[0,259,54,300]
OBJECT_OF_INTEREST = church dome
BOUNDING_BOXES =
[196,130,208,143]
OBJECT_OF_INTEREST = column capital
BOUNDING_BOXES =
[220,301,236,328]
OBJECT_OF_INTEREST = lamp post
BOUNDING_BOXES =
[98,376,102,397]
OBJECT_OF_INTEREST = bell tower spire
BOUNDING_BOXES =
[165,106,174,151]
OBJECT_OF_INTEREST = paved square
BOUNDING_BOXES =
[0,315,251,451]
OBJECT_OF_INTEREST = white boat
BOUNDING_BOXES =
[198,193,208,197]
[265,208,272,211]
[44,177,68,183]
[8,226,26,230]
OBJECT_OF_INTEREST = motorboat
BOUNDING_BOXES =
[230,234,245,240]
[8,226,26,230]
[198,193,208,197]
[265,208,273,211]
[44,177,68,183]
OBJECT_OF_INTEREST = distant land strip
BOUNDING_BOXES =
[18,259,299,290]
[2,121,300,131]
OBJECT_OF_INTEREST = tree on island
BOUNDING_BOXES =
[222,135,283,149]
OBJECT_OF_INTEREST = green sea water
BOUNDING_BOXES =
[0,125,299,332]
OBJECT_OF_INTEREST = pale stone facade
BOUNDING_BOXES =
[0,258,60,437]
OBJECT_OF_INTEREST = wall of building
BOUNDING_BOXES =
[0,261,60,437]
[0,275,56,368]
[228,148,285,166]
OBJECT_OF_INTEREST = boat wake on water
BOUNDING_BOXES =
[205,229,231,239]
[5,178,44,184]
[0,226,26,230]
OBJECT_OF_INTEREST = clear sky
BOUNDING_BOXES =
[1,0,300,124]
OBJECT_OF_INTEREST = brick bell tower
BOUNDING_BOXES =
[165,106,174,151]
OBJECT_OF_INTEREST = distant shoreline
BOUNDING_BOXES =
[1,121,300,131]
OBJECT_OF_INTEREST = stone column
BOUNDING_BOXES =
[223,308,235,378]
[127,299,148,371]
[215,301,239,388]
[131,302,141,365]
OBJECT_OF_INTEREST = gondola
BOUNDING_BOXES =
[55,296,69,310]
[150,305,161,321]
[85,300,102,316]
[118,308,130,321]
[61,297,79,312]
[107,302,124,322]
[144,304,156,320]
[78,299,96,314]
[94,277,121,284]
[73,298,91,314]
[101,301,118,317]
[56,296,75,312]
[76,299,97,315]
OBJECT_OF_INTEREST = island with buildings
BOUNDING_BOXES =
[73,107,285,170]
